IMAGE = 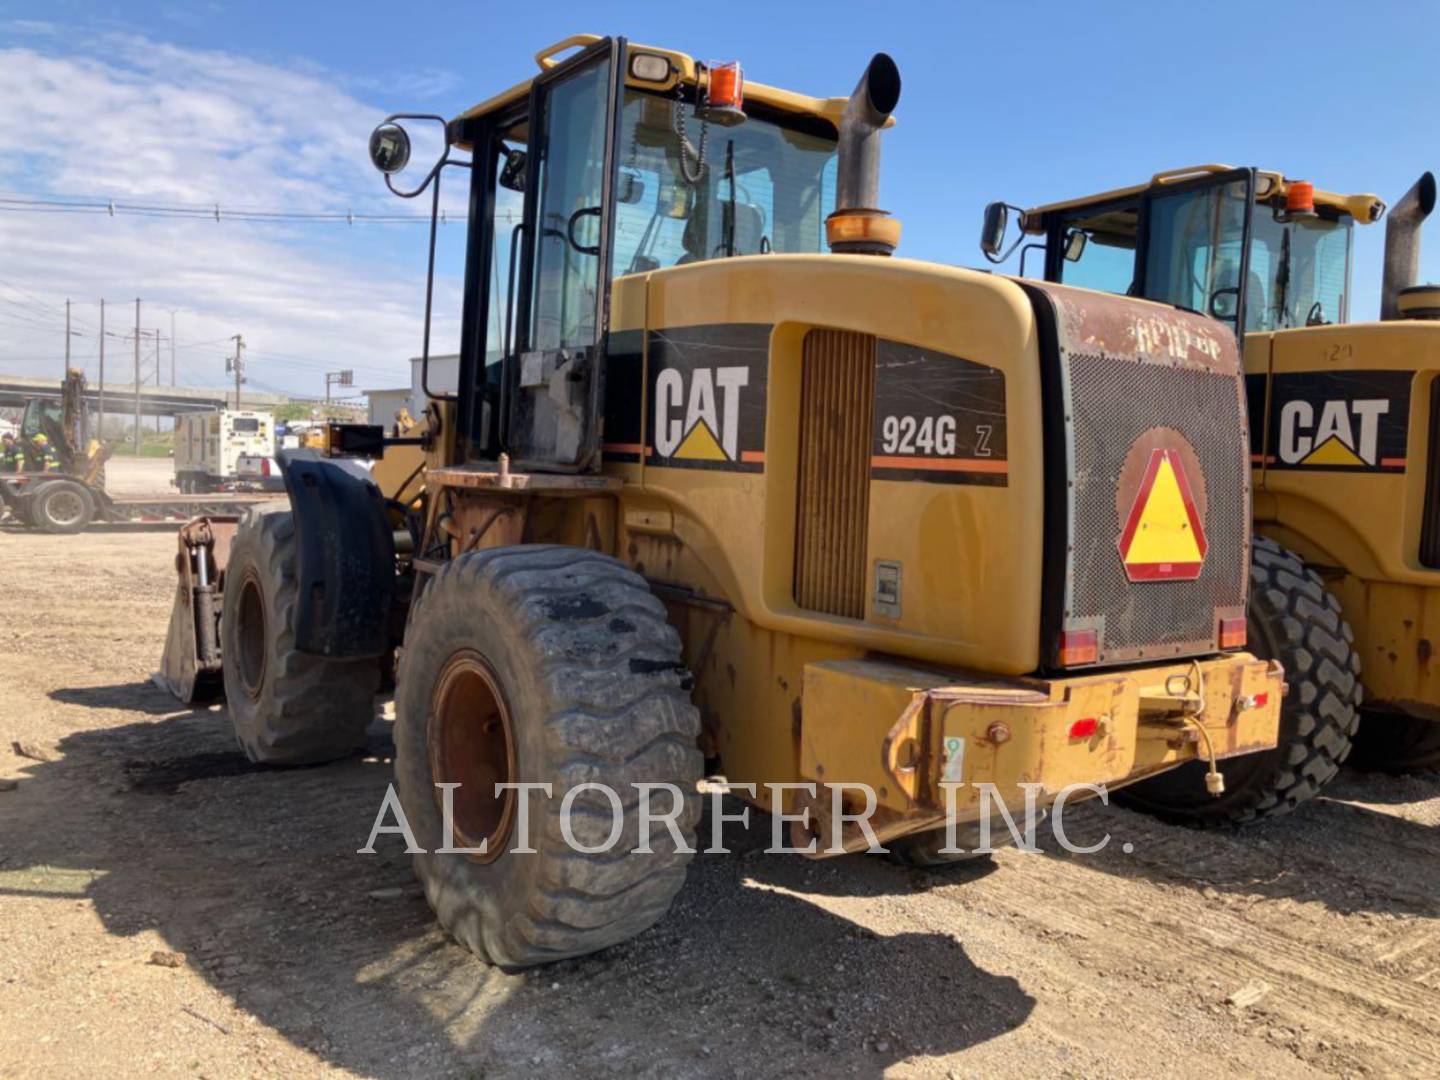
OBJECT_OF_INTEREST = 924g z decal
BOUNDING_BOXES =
[870,340,1008,486]
[1247,370,1412,473]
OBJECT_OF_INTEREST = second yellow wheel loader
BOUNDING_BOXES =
[984,162,1440,816]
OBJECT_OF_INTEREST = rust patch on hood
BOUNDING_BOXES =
[1023,280,1238,375]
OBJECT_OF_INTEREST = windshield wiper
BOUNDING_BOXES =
[1275,226,1291,327]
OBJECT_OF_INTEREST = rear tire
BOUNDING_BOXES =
[221,504,381,764]
[394,546,703,969]
[1348,710,1440,772]
[31,480,94,534]
[1117,536,1361,825]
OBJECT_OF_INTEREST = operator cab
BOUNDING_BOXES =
[982,166,1383,335]
[369,35,864,474]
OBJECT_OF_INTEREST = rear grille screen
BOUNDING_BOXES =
[794,329,875,619]
[1066,353,1248,660]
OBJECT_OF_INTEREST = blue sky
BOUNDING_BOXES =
[2,1,1439,395]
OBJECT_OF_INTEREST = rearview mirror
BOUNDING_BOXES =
[499,148,528,192]
[1063,229,1088,262]
[980,202,1009,258]
[368,123,411,175]
[617,170,646,205]
[1209,285,1240,322]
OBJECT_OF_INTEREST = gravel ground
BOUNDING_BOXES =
[3,522,1440,1078]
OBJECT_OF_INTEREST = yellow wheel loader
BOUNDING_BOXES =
[0,369,111,533]
[985,163,1440,806]
[162,35,1283,968]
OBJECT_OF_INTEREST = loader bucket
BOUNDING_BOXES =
[156,516,240,704]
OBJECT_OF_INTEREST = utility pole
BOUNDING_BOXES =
[133,299,142,454]
[64,299,71,377]
[152,331,163,434]
[98,299,105,439]
[229,334,246,408]
[170,310,176,386]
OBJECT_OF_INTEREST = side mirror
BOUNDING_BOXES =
[617,170,646,205]
[1209,285,1240,322]
[1063,229,1088,262]
[368,123,412,175]
[499,148,528,192]
[980,201,1009,258]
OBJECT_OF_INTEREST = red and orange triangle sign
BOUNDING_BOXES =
[1117,449,1207,582]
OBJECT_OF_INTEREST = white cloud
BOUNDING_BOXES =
[0,25,470,398]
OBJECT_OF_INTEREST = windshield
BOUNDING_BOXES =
[612,90,838,274]
[1246,212,1352,330]
[1051,184,1355,332]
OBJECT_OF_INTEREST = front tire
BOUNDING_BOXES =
[394,546,703,969]
[1118,536,1361,825]
[221,504,381,764]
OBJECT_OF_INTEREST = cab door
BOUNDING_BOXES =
[1136,168,1257,335]
[506,36,627,470]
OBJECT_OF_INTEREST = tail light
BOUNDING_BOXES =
[1058,629,1099,666]
[1218,616,1246,650]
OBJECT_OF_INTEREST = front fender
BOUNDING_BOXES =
[279,450,395,658]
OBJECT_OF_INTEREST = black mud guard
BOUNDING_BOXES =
[279,449,395,659]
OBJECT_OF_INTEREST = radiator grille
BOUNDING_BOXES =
[1066,353,1248,660]
[794,329,875,618]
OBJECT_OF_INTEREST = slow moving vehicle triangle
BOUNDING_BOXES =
[1118,449,1207,581]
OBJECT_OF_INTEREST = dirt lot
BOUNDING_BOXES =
[4,519,1440,1078]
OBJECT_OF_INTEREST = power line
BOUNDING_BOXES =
[0,194,464,225]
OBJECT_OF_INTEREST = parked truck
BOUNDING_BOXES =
[173,409,280,493]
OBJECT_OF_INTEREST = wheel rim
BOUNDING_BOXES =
[428,650,516,863]
[235,575,268,698]
[45,489,84,527]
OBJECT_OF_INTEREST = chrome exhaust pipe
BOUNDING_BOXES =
[1381,171,1436,320]
[827,53,902,255]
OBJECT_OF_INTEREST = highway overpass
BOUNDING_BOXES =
[0,374,287,416]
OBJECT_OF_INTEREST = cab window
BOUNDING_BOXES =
[1053,203,1139,295]
[611,90,838,275]
[1247,211,1353,330]
[1140,177,1251,322]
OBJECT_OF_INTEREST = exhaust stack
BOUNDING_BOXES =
[1381,171,1437,320]
[826,53,902,256]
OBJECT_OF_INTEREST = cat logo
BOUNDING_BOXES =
[654,366,750,462]
[1277,398,1390,467]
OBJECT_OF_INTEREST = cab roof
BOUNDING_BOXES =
[453,33,859,142]
[1018,164,1386,234]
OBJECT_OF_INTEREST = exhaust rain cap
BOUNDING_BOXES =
[1382,171,1437,320]
[826,53,902,256]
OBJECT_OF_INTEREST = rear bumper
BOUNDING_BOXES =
[798,652,1283,849]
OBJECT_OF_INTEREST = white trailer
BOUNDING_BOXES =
[174,410,277,493]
